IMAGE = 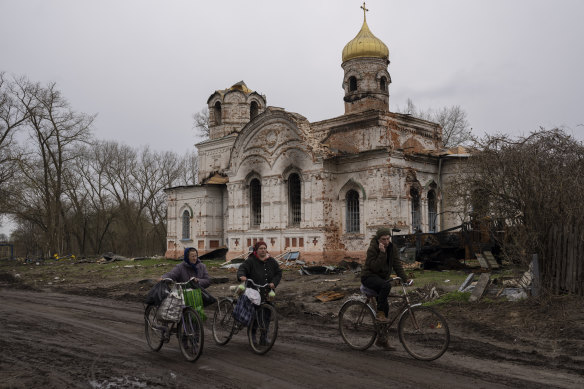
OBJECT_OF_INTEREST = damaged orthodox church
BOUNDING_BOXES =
[164,8,468,261]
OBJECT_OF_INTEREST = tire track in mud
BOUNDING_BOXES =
[1,289,583,389]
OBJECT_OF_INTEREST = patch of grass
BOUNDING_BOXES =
[423,291,471,306]
[407,269,469,289]
[201,259,226,268]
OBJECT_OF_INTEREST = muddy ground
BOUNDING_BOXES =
[0,259,583,388]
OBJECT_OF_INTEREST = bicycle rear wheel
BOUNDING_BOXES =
[338,300,377,350]
[248,303,278,355]
[398,306,450,361]
[144,304,164,351]
[178,307,204,362]
[212,298,235,345]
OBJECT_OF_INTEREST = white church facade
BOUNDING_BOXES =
[164,10,468,262]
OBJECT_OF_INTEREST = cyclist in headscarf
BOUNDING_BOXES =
[161,247,211,289]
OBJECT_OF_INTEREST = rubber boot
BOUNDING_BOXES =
[376,311,389,323]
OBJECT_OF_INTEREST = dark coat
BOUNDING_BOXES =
[237,254,282,298]
[162,262,211,289]
[361,236,407,282]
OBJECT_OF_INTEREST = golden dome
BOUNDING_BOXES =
[342,15,389,62]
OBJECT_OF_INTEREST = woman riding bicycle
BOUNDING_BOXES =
[162,247,211,288]
[362,228,412,349]
[237,241,282,345]
[237,241,282,300]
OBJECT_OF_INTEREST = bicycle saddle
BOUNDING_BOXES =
[360,284,378,297]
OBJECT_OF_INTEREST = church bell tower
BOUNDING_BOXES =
[341,3,391,114]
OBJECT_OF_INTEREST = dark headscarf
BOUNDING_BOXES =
[183,247,200,275]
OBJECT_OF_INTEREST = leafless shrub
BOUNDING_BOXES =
[453,128,584,294]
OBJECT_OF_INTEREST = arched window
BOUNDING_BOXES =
[428,190,437,232]
[349,76,357,92]
[411,188,421,232]
[250,101,259,119]
[346,190,360,233]
[214,101,222,125]
[181,210,190,240]
[250,178,261,227]
[380,76,387,91]
[288,173,301,226]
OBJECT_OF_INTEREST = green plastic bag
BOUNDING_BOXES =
[183,288,206,321]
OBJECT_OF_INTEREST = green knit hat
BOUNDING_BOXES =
[376,228,391,238]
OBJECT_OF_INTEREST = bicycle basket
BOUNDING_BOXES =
[183,288,206,321]
[157,288,183,322]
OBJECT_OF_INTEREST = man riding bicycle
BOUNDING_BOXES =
[237,241,282,345]
[362,227,412,350]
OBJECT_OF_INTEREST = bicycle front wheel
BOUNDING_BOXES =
[248,303,278,355]
[144,304,164,351]
[178,307,204,362]
[338,300,377,350]
[398,306,450,361]
[212,298,235,345]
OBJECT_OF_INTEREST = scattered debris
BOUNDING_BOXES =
[500,288,528,301]
[314,290,345,302]
[458,273,475,292]
[469,273,491,302]
[300,265,340,275]
[199,247,228,261]
[337,259,361,272]
[101,252,131,262]
[482,251,500,269]
[281,251,300,261]
[220,263,242,269]
[220,252,249,269]
[429,287,439,299]
[475,253,490,270]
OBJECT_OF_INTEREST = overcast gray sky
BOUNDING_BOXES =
[1,0,583,155]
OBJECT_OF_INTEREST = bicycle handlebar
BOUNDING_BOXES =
[391,277,414,287]
[244,279,270,289]
[161,277,199,286]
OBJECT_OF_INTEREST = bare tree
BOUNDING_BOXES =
[11,77,94,256]
[192,107,210,139]
[177,150,198,186]
[397,99,472,148]
[0,73,28,212]
[453,128,584,295]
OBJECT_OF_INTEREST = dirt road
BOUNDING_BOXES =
[1,288,581,389]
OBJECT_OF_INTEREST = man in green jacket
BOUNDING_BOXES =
[361,227,411,349]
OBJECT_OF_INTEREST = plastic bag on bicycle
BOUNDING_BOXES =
[232,294,255,326]
[158,288,183,322]
[244,288,261,305]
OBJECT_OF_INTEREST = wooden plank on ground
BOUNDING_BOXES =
[469,273,491,302]
[483,251,500,269]
[475,253,490,269]
[314,291,345,302]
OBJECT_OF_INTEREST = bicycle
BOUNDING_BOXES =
[144,277,204,362]
[338,277,450,361]
[211,279,278,355]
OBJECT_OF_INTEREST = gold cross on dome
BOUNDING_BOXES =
[361,2,369,20]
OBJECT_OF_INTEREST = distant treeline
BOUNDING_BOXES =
[1,73,197,258]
